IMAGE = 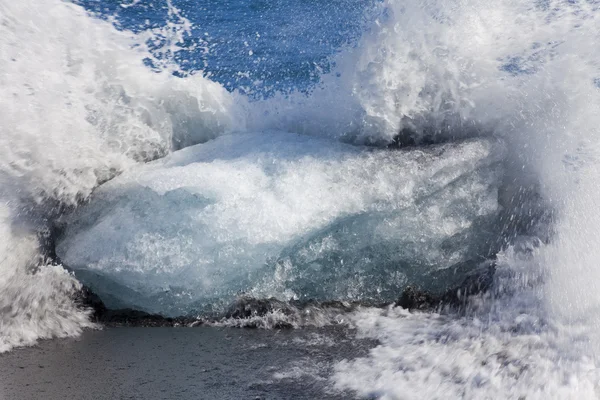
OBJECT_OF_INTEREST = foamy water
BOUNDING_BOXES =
[0,0,242,351]
[2,0,600,397]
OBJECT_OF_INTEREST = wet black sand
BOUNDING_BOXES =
[0,326,374,399]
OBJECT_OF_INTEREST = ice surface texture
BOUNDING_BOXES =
[57,132,504,316]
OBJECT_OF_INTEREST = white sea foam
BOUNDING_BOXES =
[332,246,600,399]
[317,0,600,397]
[2,2,600,399]
[0,0,241,351]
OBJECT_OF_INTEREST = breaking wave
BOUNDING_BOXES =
[2,1,600,397]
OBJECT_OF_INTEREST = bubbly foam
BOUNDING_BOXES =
[1,5,600,400]
[313,0,600,396]
[0,0,241,351]
[331,246,600,399]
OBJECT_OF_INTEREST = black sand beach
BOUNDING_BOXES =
[0,326,373,400]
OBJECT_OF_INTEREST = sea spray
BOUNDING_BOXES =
[0,0,240,351]
[1,4,600,400]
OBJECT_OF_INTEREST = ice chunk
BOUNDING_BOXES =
[56,132,505,316]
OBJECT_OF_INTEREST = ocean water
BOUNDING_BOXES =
[2,0,600,398]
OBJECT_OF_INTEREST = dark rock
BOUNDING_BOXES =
[396,286,439,311]
[73,285,202,327]
[396,262,496,311]
[450,262,496,301]
[290,299,360,312]
[387,128,433,148]
[99,309,200,327]
[225,296,294,320]
[73,285,107,321]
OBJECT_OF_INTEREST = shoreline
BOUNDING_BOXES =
[0,325,373,400]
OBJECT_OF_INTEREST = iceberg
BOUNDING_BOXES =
[56,132,505,316]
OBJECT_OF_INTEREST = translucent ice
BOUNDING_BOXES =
[57,132,505,316]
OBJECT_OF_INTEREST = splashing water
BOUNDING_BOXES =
[310,0,600,396]
[0,0,242,351]
[2,0,600,396]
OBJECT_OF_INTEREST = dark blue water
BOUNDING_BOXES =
[77,0,371,97]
